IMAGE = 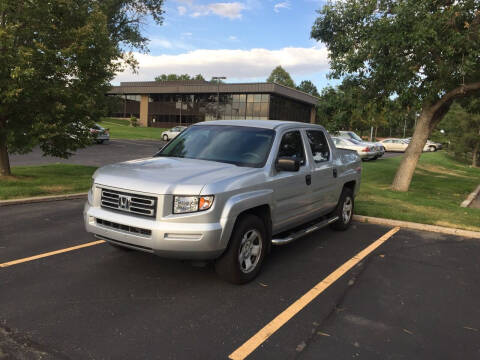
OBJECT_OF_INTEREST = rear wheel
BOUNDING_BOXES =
[429,145,436,152]
[215,214,267,284]
[163,134,169,141]
[330,188,354,231]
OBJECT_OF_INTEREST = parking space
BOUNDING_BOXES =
[1,200,479,359]
[9,139,165,167]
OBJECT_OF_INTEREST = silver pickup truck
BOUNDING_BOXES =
[84,120,362,283]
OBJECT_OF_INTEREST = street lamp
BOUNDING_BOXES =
[212,76,226,119]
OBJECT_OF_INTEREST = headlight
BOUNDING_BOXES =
[173,195,214,214]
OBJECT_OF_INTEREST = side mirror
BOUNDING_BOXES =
[276,157,300,172]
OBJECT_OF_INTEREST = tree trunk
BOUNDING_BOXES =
[392,101,452,192]
[0,140,11,177]
[473,140,479,168]
[391,108,433,191]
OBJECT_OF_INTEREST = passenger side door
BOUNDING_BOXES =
[270,131,313,234]
[305,130,340,215]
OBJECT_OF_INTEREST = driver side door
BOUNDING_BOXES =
[270,130,313,234]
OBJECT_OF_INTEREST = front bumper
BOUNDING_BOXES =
[84,203,225,260]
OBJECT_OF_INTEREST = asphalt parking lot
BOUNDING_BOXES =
[9,139,165,167]
[1,200,479,359]
[9,139,401,168]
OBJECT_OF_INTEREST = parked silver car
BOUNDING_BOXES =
[84,120,362,283]
[332,137,377,160]
[337,131,384,159]
[90,124,110,144]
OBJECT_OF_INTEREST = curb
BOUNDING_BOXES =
[0,193,87,206]
[460,184,480,208]
[353,215,480,239]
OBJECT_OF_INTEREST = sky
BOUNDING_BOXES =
[113,0,338,91]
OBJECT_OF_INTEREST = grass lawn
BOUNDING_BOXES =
[0,164,97,200]
[356,151,480,232]
[98,118,168,140]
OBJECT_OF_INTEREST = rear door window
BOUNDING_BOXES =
[306,130,331,163]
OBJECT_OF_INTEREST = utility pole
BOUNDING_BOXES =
[212,76,226,119]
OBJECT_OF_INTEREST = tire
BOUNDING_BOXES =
[215,214,267,284]
[429,145,436,152]
[330,188,354,231]
[163,134,169,141]
[96,139,104,144]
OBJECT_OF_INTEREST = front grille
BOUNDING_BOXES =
[96,218,152,237]
[101,188,157,217]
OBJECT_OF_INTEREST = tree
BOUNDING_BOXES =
[0,0,165,177]
[439,101,480,167]
[297,80,320,97]
[317,77,389,136]
[155,74,205,81]
[267,66,296,88]
[311,0,480,191]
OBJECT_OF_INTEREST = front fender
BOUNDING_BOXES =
[218,189,274,250]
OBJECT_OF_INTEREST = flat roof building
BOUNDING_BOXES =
[108,81,318,127]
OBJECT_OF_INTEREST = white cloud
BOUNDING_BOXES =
[228,35,238,41]
[176,1,247,19]
[149,38,173,49]
[177,6,187,15]
[148,37,194,51]
[113,46,329,83]
[274,1,290,13]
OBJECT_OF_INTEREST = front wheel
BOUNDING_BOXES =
[215,214,267,284]
[429,145,436,152]
[330,188,354,231]
[162,134,169,141]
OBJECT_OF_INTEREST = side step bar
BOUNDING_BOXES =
[271,216,339,246]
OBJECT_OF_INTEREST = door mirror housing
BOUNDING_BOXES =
[276,157,300,172]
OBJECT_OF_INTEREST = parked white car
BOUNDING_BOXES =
[161,126,187,141]
[332,137,377,160]
[403,138,443,152]
[380,138,431,152]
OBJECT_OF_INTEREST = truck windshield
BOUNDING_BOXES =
[155,125,275,168]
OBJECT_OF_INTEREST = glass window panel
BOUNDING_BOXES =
[247,94,255,103]
[232,94,240,102]
[261,94,270,102]
[246,102,254,116]
[260,103,269,118]
[278,131,305,164]
[253,103,261,117]
[231,103,241,116]
[224,103,232,115]
[306,130,330,163]
[254,94,262,102]
[239,94,247,102]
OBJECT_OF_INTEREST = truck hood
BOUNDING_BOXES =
[93,157,258,195]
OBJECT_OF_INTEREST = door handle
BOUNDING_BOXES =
[306,174,312,185]
[333,168,338,178]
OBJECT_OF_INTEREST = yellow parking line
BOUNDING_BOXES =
[229,226,401,360]
[0,240,105,268]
